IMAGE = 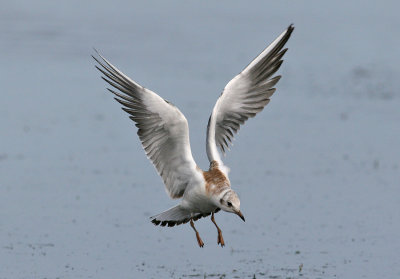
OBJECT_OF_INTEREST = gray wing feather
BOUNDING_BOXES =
[206,25,294,165]
[93,51,202,199]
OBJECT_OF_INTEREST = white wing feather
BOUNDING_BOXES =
[93,52,203,199]
[206,25,294,171]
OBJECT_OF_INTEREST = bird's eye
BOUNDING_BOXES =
[220,199,224,204]
[227,202,232,207]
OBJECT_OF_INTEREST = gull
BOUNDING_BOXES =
[93,24,294,247]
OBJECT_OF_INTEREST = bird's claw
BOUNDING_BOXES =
[196,232,204,248]
[217,231,225,247]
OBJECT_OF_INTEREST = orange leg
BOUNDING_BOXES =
[211,212,225,247]
[190,219,204,248]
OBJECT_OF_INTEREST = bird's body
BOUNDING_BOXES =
[93,24,294,247]
[186,162,229,214]
[150,161,231,226]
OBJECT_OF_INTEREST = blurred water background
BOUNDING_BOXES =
[1,1,399,278]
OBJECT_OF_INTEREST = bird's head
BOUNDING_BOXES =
[218,189,245,221]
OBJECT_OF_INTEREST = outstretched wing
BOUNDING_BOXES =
[93,51,203,199]
[206,25,294,169]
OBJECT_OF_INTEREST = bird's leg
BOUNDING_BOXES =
[190,218,204,248]
[211,212,225,247]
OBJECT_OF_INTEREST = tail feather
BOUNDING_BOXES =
[150,205,218,227]
[151,205,191,227]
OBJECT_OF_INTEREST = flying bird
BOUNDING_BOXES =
[93,24,294,247]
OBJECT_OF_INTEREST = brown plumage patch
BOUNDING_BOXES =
[203,160,230,196]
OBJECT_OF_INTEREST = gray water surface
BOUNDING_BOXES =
[1,1,400,278]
